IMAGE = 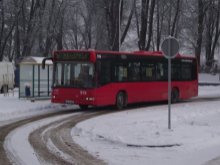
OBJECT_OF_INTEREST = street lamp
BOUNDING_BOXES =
[119,0,122,51]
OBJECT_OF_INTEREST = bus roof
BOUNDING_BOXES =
[54,49,196,59]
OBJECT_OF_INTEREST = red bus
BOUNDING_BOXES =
[42,50,198,109]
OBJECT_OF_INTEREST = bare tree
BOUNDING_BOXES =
[0,0,17,61]
[195,0,209,68]
[138,0,182,51]
[104,0,121,50]
[138,0,150,50]
[120,0,136,44]
[155,0,165,50]
[145,0,155,50]
[204,0,220,68]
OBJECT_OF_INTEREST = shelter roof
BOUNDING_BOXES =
[20,56,52,65]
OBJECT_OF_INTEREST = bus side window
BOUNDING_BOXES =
[141,63,155,81]
[97,60,111,85]
[114,64,127,82]
[119,66,127,81]
[182,63,192,80]
[172,63,181,81]
[156,63,164,80]
[128,62,141,81]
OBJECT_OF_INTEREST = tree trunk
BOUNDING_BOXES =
[171,0,180,36]
[121,0,135,44]
[195,0,206,69]
[145,0,155,50]
[138,0,150,50]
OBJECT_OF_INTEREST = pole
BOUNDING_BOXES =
[161,36,179,130]
[168,38,171,129]
[168,5,172,129]
[119,0,122,51]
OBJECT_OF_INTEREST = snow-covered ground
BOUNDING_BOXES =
[0,88,76,125]
[1,73,220,165]
[72,90,220,165]
[199,73,220,84]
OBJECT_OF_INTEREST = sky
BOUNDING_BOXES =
[1,73,220,165]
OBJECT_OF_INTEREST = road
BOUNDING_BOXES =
[1,97,220,165]
[0,109,113,165]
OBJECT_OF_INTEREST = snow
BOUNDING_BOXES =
[0,89,76,125]
[1,73,220,165]
[71,100,220,165]
[5,114,76,165]
[199,73,220,84]
[20,56,53,65]
[71,73,220,165]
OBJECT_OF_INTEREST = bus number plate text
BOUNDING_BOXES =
[65,100,74,104]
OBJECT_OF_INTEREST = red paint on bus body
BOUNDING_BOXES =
[49,50,198,108]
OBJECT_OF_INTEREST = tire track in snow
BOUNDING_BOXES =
[0,110,79,165]
[29,111,109,165]
[5,114,75,165]
[0,108,110,165]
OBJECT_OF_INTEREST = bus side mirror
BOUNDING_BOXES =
[42,57,53,69]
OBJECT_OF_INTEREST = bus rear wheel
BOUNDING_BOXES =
[115,92,127,110]
[171,88,179,103]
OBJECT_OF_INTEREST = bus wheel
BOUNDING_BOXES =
[171,88,179,103]
[116,92,127,110]
[79,105,88,110]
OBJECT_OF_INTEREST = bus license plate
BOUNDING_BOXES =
[65,100,74,104]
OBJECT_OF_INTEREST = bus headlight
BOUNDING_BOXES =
[80,90,87,95]
[86,97,95,101]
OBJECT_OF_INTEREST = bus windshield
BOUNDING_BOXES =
[54,62,95,88]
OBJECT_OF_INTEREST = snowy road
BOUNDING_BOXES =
[1,97,220,165]
[1,83,220,165]
[0,108,112,165]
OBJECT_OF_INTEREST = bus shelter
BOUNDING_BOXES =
[19,56,53,99]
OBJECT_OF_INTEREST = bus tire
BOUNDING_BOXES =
[116,92,127,110]
[171,88,179,103]
[79,105,88,110]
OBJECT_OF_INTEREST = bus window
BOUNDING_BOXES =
[64,64,71,85]
[141,63,155,81]
[128,62,141,81]
[182,63,193,80]
[97,60,111,85]
[54,63,62,86]
[114,63,127,82]
[156,63,165,80]
[54,62,95,88]
[77,64,94,87]
[172,63,181,81]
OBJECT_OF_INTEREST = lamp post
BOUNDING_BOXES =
[119,0,122,51]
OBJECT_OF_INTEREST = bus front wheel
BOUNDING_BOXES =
[115,92,127,110]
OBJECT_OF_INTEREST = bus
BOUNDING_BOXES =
[42,50,198,109]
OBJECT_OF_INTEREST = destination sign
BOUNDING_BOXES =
[55,52,90,61]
